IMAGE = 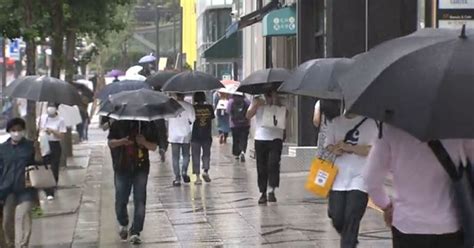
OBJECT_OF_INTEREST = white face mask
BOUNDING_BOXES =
[10,131,25,142]
[47,107,57,116]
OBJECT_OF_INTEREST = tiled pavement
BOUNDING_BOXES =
[28,126,391,247]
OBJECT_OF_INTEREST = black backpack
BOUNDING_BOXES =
[231,98,249,126]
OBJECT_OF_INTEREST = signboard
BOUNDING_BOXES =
[437,0,474,28]
[262,6,297,37]
[439,0,474,9]
[8,39,20,61]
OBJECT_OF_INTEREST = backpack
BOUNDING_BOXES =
[231,98,249,126]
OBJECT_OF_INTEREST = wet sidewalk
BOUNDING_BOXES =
[29,127,391,247]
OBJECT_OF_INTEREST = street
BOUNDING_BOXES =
[27,125,391,248]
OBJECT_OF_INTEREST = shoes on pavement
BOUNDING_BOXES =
[159,149,166,162]
[129,234,142,244]
[46,195,54,201]
[258,194,267,205]
[268,192,277,202]
[118,226,128,240]
[172,180,181,187]
[240,152,246,163]
[195,176,202,185]
[202,172,211,183]
[182,174,191,183]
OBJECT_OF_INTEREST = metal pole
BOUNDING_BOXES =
[155,6,161,70]
[173,9,177,58]
[1,37,7,111]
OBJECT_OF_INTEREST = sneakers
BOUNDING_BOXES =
[129,234,142,244]
[268,192,277,202]
[118,226,128,240]
[258,194,267,204]
[46,195,55,201]
[195,177,202,185]
[240,152,246,163]
[182,174,191,183]
[159,149,166,162]
[202,172,211,183]
[172,180,181,187]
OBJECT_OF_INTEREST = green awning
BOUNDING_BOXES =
[202,31,242,59]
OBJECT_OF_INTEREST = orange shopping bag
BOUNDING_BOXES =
[305,157,338,198]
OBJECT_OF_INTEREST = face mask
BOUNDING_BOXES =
[47,107,57,116]
[10,131,24,142]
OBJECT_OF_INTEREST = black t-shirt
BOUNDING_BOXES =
[107,120,159,174]
[192,104,215,142]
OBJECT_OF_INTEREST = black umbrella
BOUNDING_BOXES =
[71,82,94,102]
[340,27,474,141]
[278,58,353,99]
[161,71,224,93]
[238,68,291,95]
[5,75,82,106]
[98,89,183,121]
[145,70,180,90]
[96,80,150,101]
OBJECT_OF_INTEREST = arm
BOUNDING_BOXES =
[246,98,263,120]
[363,137,392,210]
[108,138,132,149]
[313,101,321,127]
[136,135,158,151]
[343,144,372,156]
[136,123,159,151]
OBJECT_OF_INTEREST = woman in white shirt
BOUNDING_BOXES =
[37,103,66,200]
[246,90,286,205]
[324,113,377,248]
[168,94,196,187]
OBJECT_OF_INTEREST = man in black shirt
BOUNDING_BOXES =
[191,92,215,185]
[107,120,158,244]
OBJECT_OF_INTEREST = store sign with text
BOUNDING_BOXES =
[438,0,474,28]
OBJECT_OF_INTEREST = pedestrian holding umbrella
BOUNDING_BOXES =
[161,71,224,93]
[279,58,353,99]
[339,26,474,248]
[238,68,291,95]
[5,75,82,106]
[145,70,180,90]
[96,80,151,101]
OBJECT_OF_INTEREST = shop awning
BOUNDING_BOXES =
[202,31,242,59]
[225,0,280,38]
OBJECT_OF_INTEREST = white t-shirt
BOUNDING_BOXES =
[38,114,67,141]
[167,100,196,144]
[324,116,378,192]
[254,105,285,141]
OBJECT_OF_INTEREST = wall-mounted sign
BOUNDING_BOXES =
[262,6,297,37]
[437,0,474,28]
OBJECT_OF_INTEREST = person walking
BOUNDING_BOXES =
[107,120,158,244]
[168,93,196,186]
[227,93,251,162]
[38,103,66,201]
[155,118,168,162]
[213,91,231,144]
[191,92,215,185]
[364,124,469,248]
[324,113,377,248]
[246,90,286,204]
[0,118,37,248]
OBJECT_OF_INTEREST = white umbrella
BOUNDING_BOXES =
[218,84,243,96]
[126,65,143,76]
[58,104,82,127]
[75,79,94,90]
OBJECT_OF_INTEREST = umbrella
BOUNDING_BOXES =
[221,79,239,86]
[339,26,474,141]
[278,58,353,99]
[218,84,243,96]
[5,75,82,106]
[98,89,183,121]
[58,105,82,127]
[138,54,157,64]
[71,82,94,102]
[75,79,94,90]
[162,71,224,93]
[238,68,291,95]
[106,69,124,78]
[126,65,143,76]
[96,80,151,101]
[145,70,180,90]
